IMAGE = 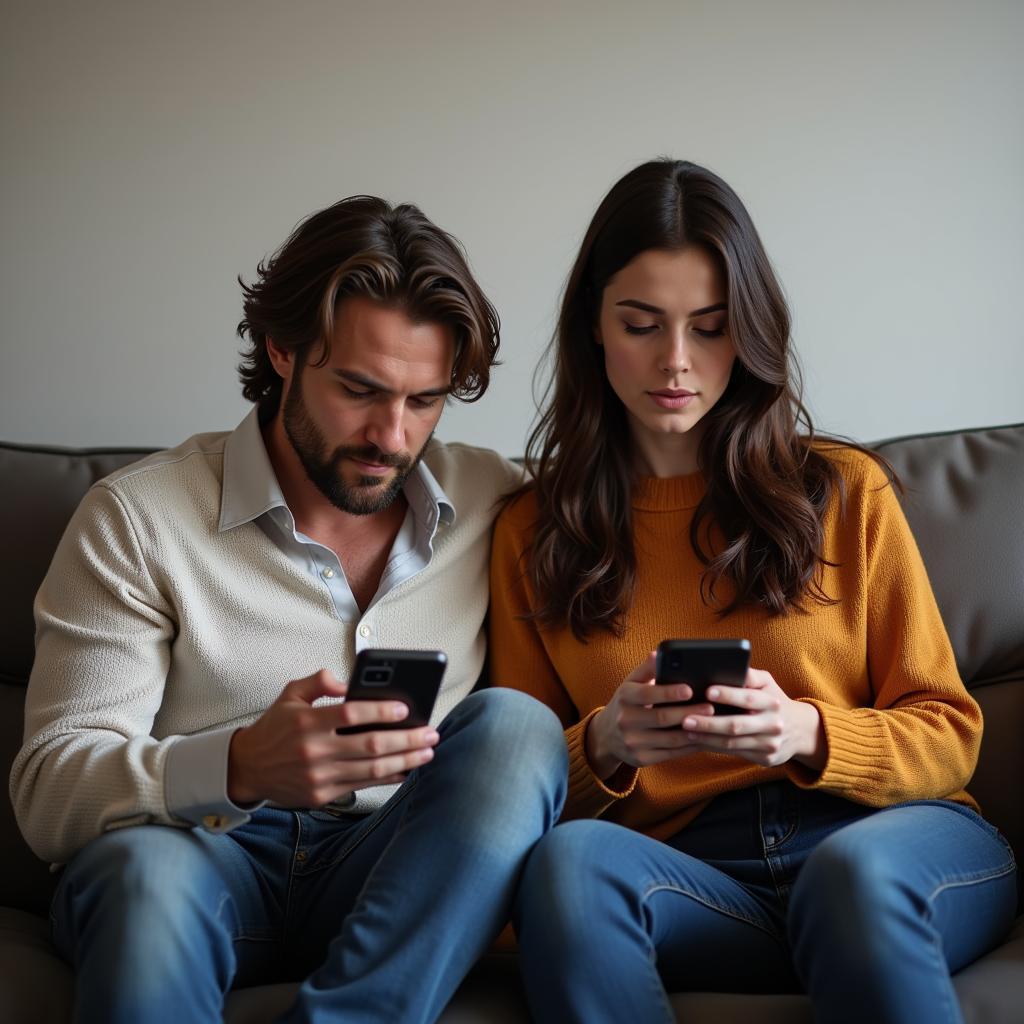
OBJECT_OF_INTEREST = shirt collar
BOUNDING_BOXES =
[404,440,457,532]
[218,408,455,532]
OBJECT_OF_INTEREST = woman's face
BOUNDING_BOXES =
[596,246,737,476]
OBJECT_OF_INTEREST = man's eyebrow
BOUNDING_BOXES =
[615,300,727,318]
[332,369,451,397]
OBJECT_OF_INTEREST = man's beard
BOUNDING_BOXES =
[282,377,427,516]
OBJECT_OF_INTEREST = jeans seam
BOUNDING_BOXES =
[926,860,1018,906]
[756,783,801,851]
[647,946,680,1024]
[282,811,302,939]
[923,850,1016,1024]
[217,890,276,943]
[757,785,798,904]
[214,890,232,929]
[232,934,277,946]
[301,775,419,876]
[889,800,1016,857]
[641,882,786,946]
[928,931,964,1024]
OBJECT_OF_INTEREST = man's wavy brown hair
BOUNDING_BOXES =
[525,159,892,640]
[237,196,499,413]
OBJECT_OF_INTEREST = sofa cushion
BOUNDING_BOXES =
[0,907,73,1024]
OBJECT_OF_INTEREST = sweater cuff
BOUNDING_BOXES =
[786,699,894,797]
[164,727,266,833]
[562,708,638,820]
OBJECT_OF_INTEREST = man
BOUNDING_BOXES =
[10,196,567,1024]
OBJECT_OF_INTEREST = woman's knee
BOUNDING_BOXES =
[517,820,632,928]
[789,821,913,953]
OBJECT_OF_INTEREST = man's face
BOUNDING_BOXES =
[279,297,454,515]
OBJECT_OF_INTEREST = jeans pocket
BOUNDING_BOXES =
[307,808,351,822]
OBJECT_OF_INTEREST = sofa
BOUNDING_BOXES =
[2,422,1022,1023]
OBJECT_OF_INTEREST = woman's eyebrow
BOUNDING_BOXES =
[615,299,726,317]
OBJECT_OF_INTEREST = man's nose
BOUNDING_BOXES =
[365,401,405,455]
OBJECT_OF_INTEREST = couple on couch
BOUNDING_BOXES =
[9,160,1016,1024]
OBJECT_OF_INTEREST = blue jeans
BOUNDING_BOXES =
[515,781,1017,1024]
[51,688,567,1024]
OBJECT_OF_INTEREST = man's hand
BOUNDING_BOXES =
[227,668,439,806]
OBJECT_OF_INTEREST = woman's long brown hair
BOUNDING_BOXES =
[525,159,890,641]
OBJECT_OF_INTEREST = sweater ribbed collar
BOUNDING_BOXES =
[631,471,706,511]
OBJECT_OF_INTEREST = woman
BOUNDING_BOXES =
[489,159,1017,1023]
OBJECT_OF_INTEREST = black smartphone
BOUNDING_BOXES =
[335,649,447,734]
[655,639,752,716]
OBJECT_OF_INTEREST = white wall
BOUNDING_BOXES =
[2,0,1022,454]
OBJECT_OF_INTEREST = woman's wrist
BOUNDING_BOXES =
[585,709,624,780]
[792,701,827,772]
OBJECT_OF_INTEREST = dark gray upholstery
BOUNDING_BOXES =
[877,425,1024,868]
[876,425,1024,689]
[1,425,1022,1022]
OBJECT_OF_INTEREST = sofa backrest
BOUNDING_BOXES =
[0,443,156,912]
[1,425,1022,914]
[874,423,1024,872]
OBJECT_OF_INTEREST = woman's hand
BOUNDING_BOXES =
[585,652,715,780]
[680,668,827,770]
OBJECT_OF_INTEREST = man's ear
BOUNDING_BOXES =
[265,337,295,381]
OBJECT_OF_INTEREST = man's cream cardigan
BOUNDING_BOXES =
[10,425,521,864]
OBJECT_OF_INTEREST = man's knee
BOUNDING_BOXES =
[444,688,567,768]
[427,689,568,834]
[60,825,222,909]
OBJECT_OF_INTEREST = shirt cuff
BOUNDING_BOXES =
[164,726,266,833]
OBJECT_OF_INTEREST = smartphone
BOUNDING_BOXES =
[335,649,447,734]
[655,639,751,716]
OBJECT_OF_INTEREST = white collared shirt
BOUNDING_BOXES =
[12,411,522,863]
[220,408,456,641]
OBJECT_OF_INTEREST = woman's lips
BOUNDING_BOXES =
[648,389,697,410]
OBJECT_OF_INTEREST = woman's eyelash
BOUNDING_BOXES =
[623,324,726,338]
